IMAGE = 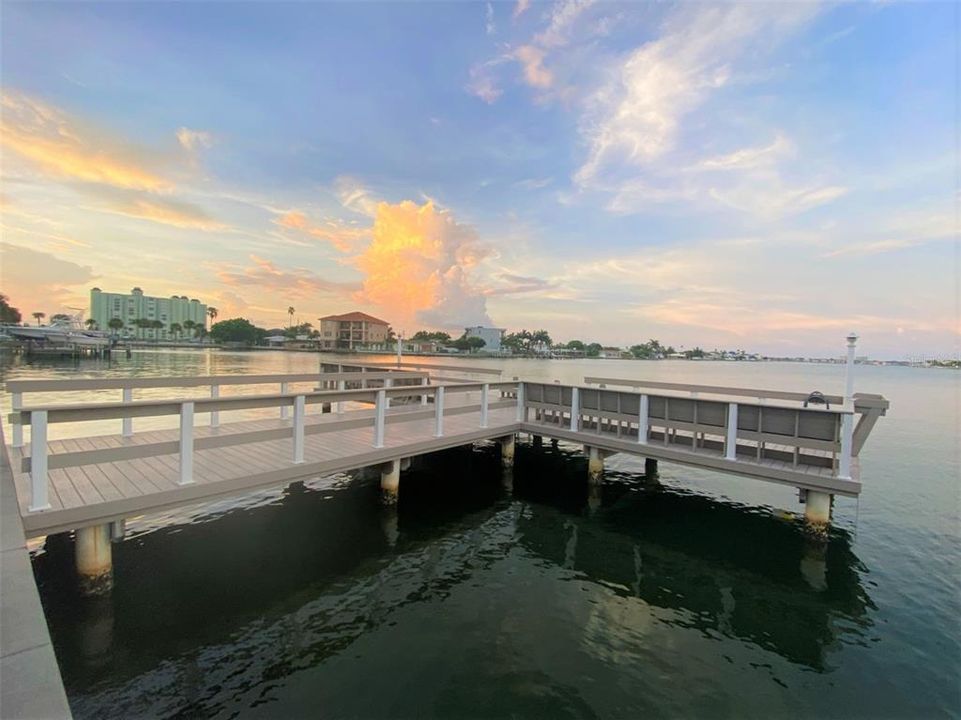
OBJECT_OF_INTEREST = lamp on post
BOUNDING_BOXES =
[844,332,858,403]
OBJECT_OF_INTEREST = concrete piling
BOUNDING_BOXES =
[587,446,604,484]
[645,458,658,477]
[75,524,113,595]
[500,435,515,468]
[381,459,401,505]
[532,434,543,448]
[803,490,832,536]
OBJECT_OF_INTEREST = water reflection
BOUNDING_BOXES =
[32,440,873,719]
[511,442,874,672]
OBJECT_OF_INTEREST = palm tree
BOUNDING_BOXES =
[287,306,295,328]
[170,322,182,340]
[133,318,150,339]
[84,318,98,330]
[32,312,45,326]
[207,307,218,325]
[107,318,124,337]
[151,319,164,341]
[183,319,195,337]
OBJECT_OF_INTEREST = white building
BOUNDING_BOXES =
[465,326,505,352]
[90,287,207,339]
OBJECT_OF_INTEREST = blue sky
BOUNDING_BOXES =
[1,1,956,358]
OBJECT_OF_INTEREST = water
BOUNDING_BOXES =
[3,350,959,718]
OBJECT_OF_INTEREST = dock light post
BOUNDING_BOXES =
[844,332,858,404]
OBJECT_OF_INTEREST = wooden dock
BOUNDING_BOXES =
[0,363,889,717]
[4,366,888,539]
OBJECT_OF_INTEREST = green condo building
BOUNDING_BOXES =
[90,287,207,339]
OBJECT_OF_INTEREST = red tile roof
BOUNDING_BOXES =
[319,311,390,325]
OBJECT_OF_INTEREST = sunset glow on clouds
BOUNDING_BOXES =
[0,1,956,356]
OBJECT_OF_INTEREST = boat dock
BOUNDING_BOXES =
[0,361,888,717]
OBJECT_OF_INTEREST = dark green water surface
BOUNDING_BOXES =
[3,350,958,718]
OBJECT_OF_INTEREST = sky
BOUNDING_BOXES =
[0,1,957,359]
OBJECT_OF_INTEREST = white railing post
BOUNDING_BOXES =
[515,382,525,422]
[838,412,854,479]
[385,376,393,408]
[293,395,305,463]
[434,386,445,437]
[725,403,738,460]
[336,379,345,415]
[374,389,386,448]
[11,392,23,448]
[480,383,489,428]
[210,384,220,428]
[280,382,290,419]
[122,387,133,438]
[179,401,194,485]
[570,387,580,431]
[421,376,428,406]
[28,410,50,512]
[637,394,649,444]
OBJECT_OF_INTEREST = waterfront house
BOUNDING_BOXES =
[319,312,390,350]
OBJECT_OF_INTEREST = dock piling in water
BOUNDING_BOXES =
[381,458,401,505]
[500,435,515,468]
[76,524,112,595]
[587,446,604,484]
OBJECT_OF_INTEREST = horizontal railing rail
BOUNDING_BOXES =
[584,376,846,406]
[5,370,425,394]
[332,361,503,376]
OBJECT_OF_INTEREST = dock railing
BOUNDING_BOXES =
[583,376,888,457]
[10,379,521,512]
[526,382,859,481]
[7,370,428,447]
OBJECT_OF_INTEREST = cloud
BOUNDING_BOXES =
[334,176,379,217]
[0,244,96,313]
[176,128,213,153]
[514,45,553,89]
[95,193,226,230]
[486,2,496,35]
[469,0,596,101]
[696,134,794,171]
[217,255,358,297]
[467,60,505,104]
[484,272,555,296]
[822,211,955,258]
[1,91,172,191]
[356,200,492,328]
[575,5,819,184]
[513,0,530,20]
[533,0,596,48]
[274,210,369,252]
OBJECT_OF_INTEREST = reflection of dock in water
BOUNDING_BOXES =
[511,445,873,672]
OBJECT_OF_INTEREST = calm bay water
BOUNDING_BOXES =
[2,349,959,718]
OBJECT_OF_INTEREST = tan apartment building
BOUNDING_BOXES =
[318,312,390,350]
